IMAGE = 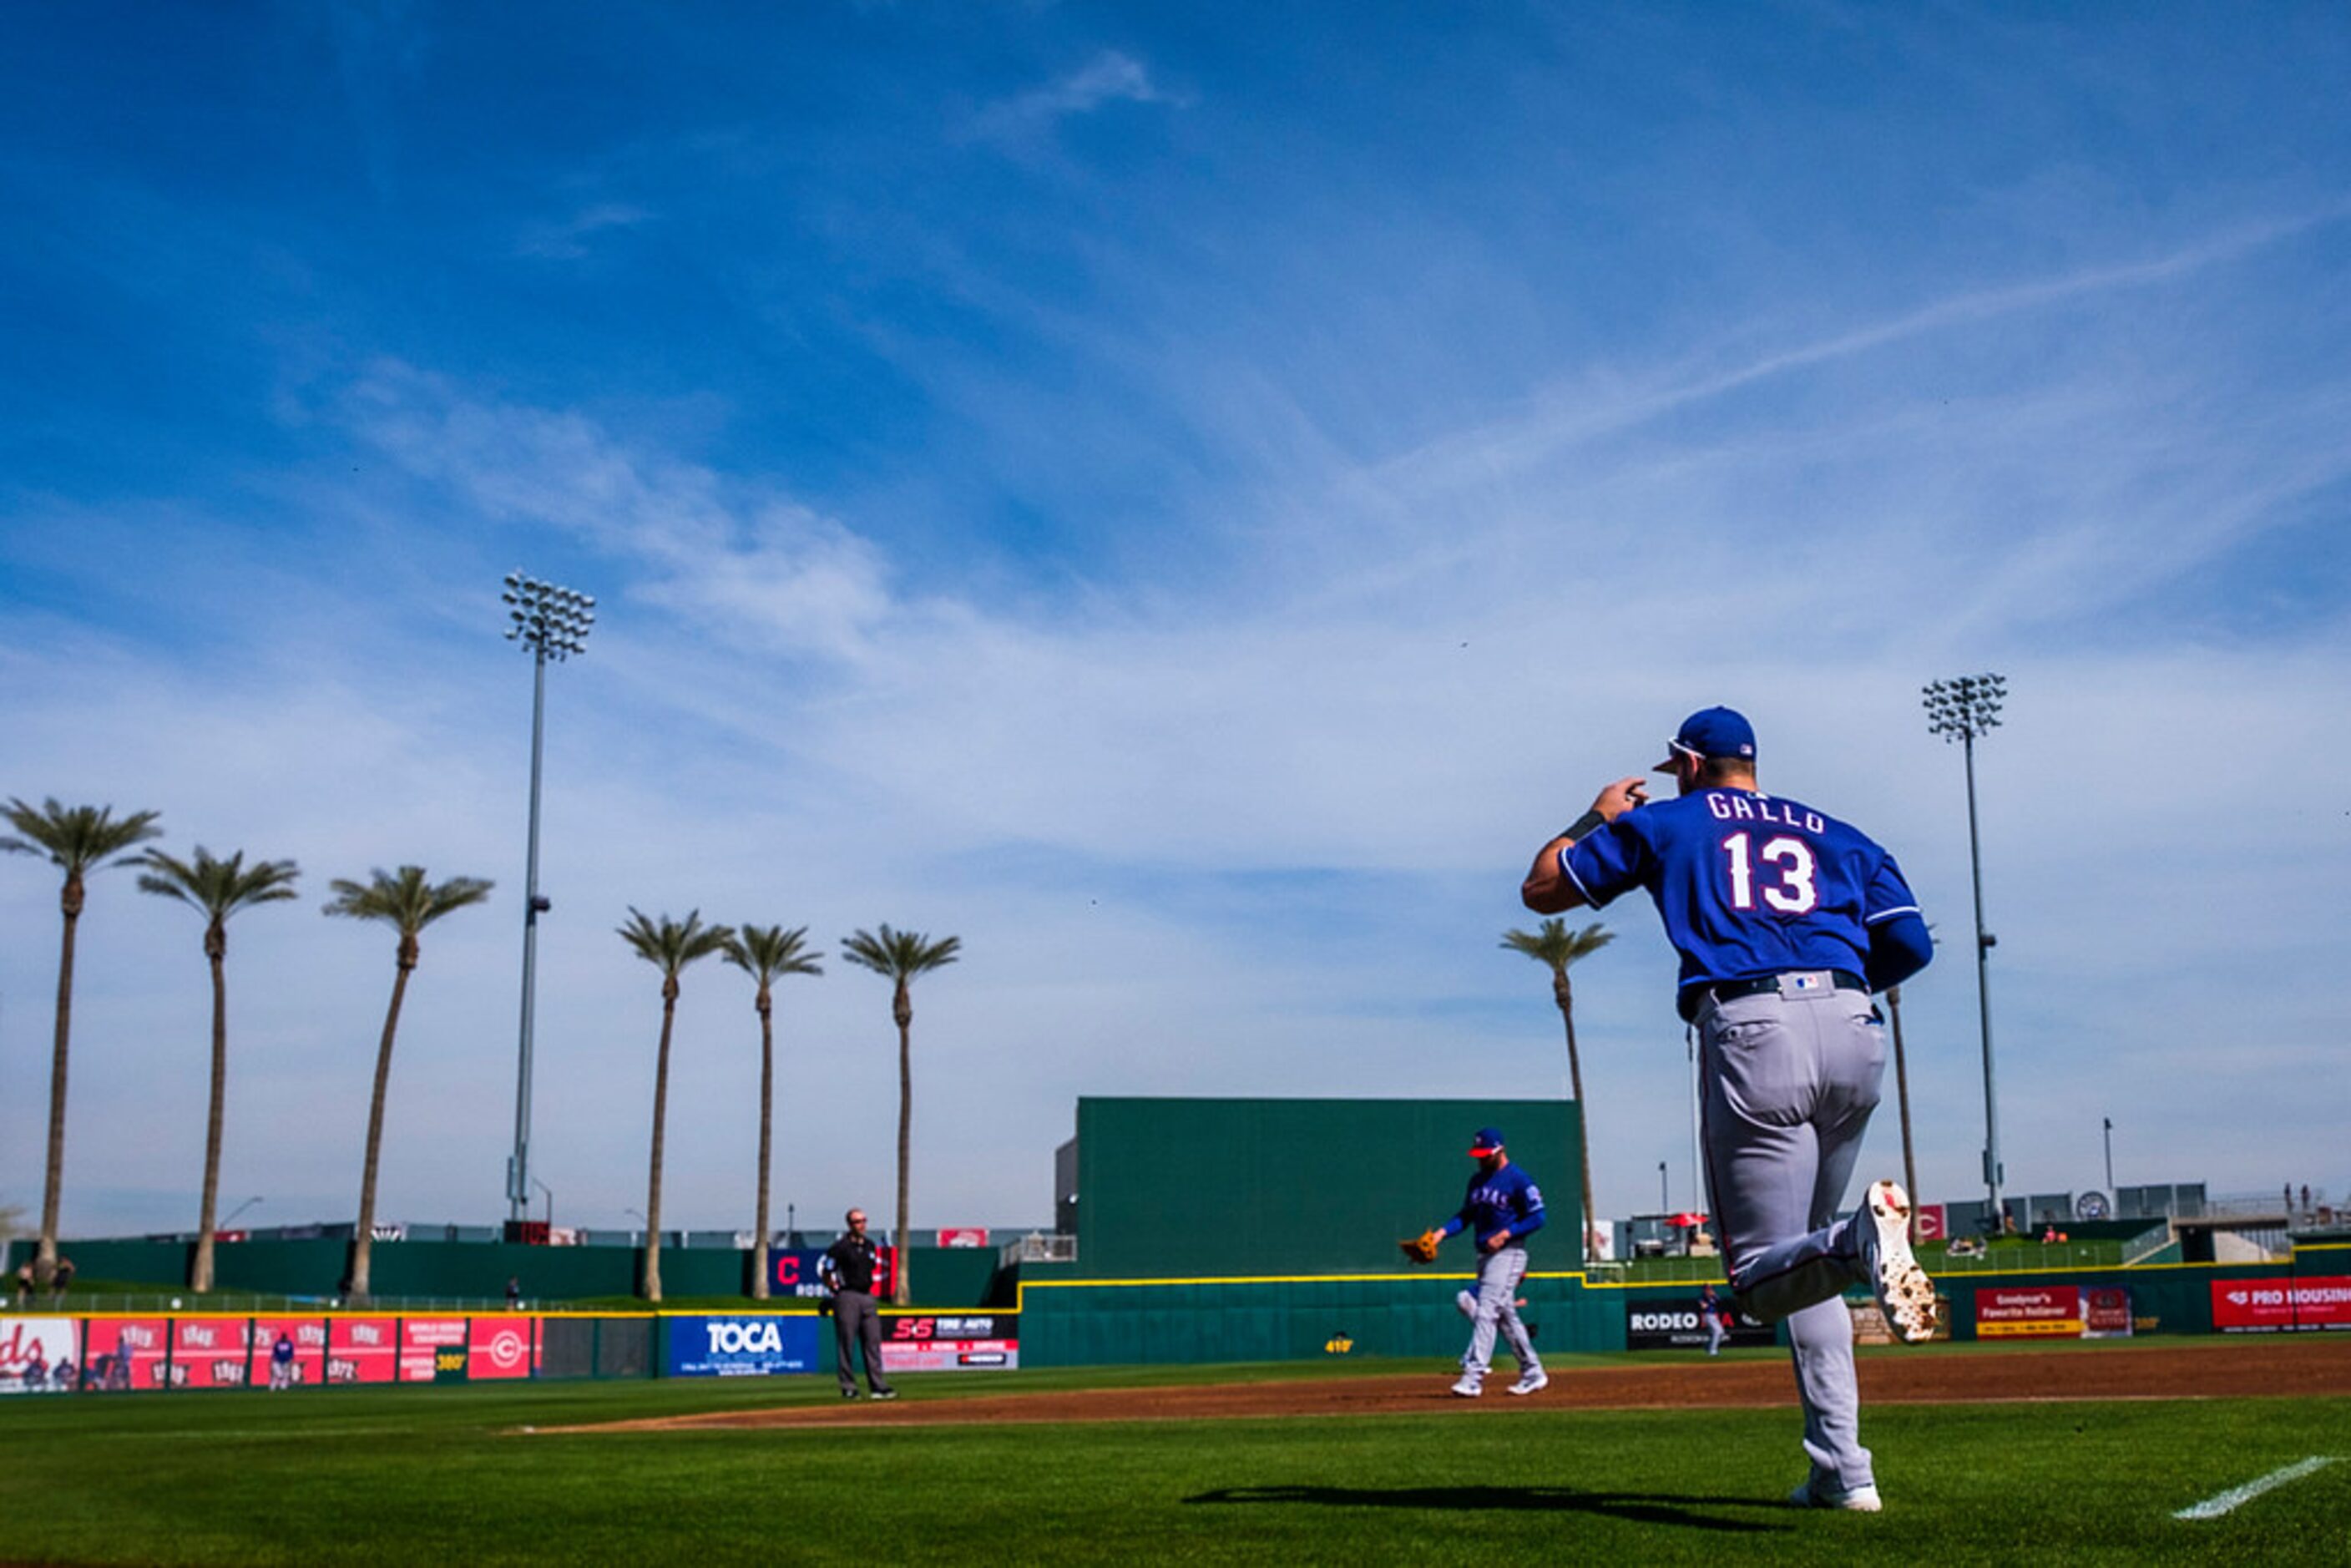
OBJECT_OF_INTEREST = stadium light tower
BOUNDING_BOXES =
[1924,672,2007,1231]
[503,572,595,1226]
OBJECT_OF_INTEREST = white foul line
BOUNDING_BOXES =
[2174,1456,2338,1520]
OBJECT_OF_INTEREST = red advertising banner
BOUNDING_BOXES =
[467,1318,533,1381]
[252,1318,328,1388]
[83,1318,170,1392]
[2212,1277,2351,1332]
[1914,1204,1948,1242]
[1976,1286,2083,1338]
[2083,1287,2134,1338]
[401,1318,469,1382]
[170,1318,252,1389]
[328,1317,397,1384]
[0,1318,81,1393]
[937,1228,991,1248]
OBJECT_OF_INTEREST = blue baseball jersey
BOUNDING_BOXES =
[1445,1161,1547,1244]
[1560,787,1923,999]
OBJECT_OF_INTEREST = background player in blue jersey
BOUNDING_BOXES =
[1521,706,1938,1512]
[1421,1126,1549,1398]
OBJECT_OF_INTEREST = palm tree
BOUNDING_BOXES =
[3,797,164,1287]
[1499,918,1615,1263]
[135,847,301,1292]
[840,924,960,1306]
[322,866,493,1304]
[721,925,822,1302]
[618,908,734,1304]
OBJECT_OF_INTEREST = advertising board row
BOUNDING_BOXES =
[665,1313,1019,1378]
[0,1315,538,1394]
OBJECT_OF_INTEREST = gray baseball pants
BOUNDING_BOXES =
[1463,1244,1540,1379]
[1697,976,1886,1491]
[833,1289,894,1395]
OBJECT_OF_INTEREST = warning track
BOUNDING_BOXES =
[564,1334,2351,1435]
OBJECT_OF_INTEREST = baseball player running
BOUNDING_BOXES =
[1415,1126,1548,1397]
[1521,706,1938,1511]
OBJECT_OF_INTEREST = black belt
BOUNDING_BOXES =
[1680,969,1866,1022]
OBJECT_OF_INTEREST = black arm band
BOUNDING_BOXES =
[1560,809,1607,842]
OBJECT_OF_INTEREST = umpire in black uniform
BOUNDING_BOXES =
[820,1208,897,1400]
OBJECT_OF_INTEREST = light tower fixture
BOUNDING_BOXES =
[502,571,596,1227]
[1923,671,2007,1232]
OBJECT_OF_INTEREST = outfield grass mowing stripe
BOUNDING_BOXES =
[2172,1455,2338,1520]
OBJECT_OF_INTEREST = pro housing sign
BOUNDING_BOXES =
[665,1315,823,1378]
[2212,1278,2351,1333]
[1623,1299,1774,1351]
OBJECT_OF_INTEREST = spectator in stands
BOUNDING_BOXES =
[506,1277,523,1311]
[13,1262,29,1308]
[50,1257,73,1303]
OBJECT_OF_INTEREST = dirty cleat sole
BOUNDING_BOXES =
[1865,1179,1938,1343]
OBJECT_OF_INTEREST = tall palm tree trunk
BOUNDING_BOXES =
[892,980,913,1306]
[1554,970,1597,1264]
[349,960,412,1304]
[644,986,678,1303]
[38,883,84,1287]
[193,926,229,1292]
[751,994,775,1301]
[1888,984,1920,1242]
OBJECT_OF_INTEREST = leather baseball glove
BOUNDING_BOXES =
[1398,1229,1443,1264]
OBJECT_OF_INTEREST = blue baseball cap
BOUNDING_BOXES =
[1469,1126,1505,1156]
[1656,706,1757,771]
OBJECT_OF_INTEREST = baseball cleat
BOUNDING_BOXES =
[839,1388,860,1399]
[1862,1179,1938,1343]
[869,1388,898,1401]
[1454,1288,1476,1318]
[1449,1375,1483,1398]
[1787,1476,1882,1512]
[1504,1368,1549,1396]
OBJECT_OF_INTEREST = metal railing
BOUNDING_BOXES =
[1000,1233,1077,1265]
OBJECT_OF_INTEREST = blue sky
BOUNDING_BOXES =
[3,3,2346,1242]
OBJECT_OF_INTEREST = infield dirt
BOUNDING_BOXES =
[575,1333,2351,1434]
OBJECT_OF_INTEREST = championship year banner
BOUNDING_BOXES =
[0,1317,81,1394]
[170,1318,251,1389]
[2212,1277,2351,1333]
[83,1318,170,1391]
[666,1314,824,1378]
[1623,1299,1775,1352]
[328,1317,398,1384]
[253,1318,328,1388]
[1976,1286,2082,1338]
[878,1313,1021,1371]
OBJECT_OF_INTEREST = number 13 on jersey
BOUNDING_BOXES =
[1721,832,1819,913]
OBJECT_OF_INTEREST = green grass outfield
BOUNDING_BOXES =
[2,1348,2346,1565]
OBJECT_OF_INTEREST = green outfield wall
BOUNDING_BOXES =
[1070,1096,1584,1280]
[47,1239,1008,1308]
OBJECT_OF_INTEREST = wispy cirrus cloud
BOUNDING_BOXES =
[515,201,655,260]
[969,49,1184,142]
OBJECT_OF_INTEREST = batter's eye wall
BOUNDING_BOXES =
[1071,1097,1583,1279]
